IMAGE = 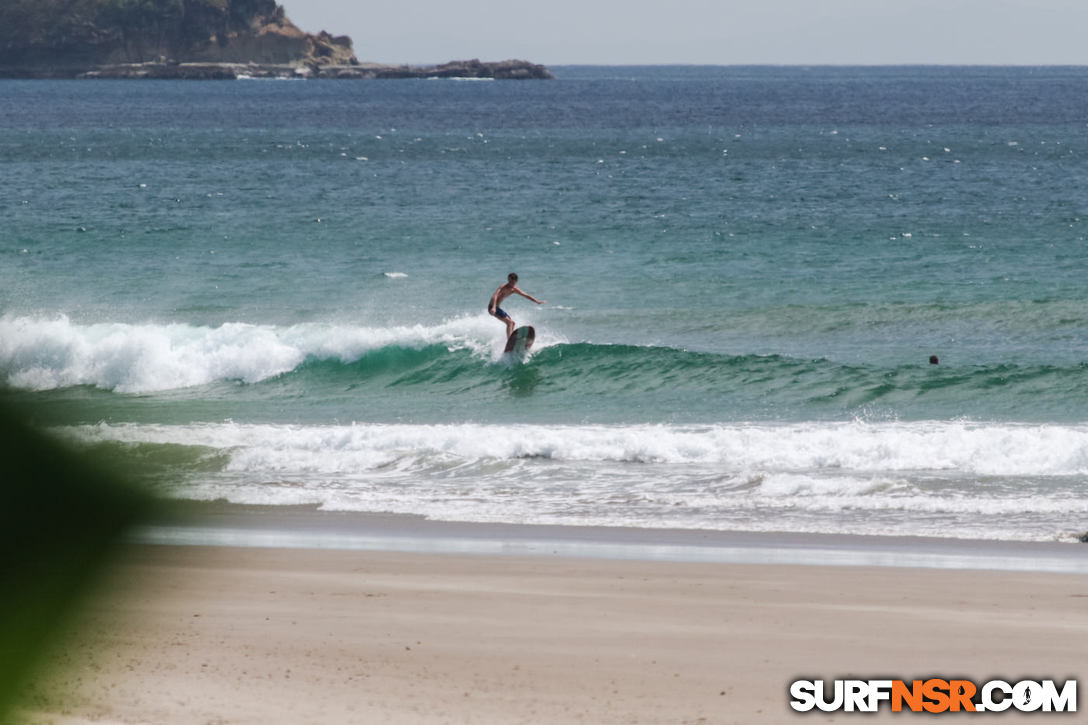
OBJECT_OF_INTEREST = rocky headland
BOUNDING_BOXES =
[0,0,552,80]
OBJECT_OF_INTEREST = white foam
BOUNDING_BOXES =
[57,420,1088,541]
[62,420,1088,477]
[0,314,522,392]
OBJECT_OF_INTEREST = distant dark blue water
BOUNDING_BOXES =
[3,67,1088,540]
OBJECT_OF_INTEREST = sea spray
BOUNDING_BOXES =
[57,421,1088,541]
[5,315,1088,425]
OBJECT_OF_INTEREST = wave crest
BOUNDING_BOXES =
[5,316,1088,421]
[0,314,502,393]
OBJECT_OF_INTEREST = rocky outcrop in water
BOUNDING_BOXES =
[342,59,553,80]
[0,1,551,79]
[75,58,554,80]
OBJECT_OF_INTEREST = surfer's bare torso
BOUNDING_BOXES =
[488,275,545,337]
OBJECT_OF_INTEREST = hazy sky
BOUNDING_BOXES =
[285,0,1088,66]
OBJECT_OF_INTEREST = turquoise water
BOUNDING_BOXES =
[3,67,1088,540]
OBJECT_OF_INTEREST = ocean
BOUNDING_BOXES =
[3,66,1088,542]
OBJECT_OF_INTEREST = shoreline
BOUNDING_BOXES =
[0,59,553,81]
[139,500,1088,573]
[20,504,1088,722]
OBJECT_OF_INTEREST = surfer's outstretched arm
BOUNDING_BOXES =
[514,287,546,305]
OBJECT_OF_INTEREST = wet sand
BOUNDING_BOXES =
[19,523,1088,724]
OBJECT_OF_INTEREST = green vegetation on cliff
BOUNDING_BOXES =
[0,0,354,68]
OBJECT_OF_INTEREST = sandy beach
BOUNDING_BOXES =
[16,513,1088,724]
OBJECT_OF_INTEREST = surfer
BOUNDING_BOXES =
[488,273,545,338]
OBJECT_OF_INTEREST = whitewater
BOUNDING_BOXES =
[53,419,1088,541]
[4,309,1086,542]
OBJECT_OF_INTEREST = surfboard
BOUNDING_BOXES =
[503,325,535,357]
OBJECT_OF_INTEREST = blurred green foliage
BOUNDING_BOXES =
[0,399,154,720]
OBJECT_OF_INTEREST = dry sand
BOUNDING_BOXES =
[17,543,1088,724]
